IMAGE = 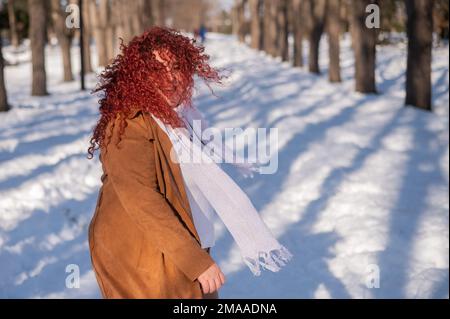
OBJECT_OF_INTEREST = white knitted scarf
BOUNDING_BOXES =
[151,106,293,276]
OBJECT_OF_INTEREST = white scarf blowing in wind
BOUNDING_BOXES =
[151,105,293,276]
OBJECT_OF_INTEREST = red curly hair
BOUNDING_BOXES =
[87,26,223,159]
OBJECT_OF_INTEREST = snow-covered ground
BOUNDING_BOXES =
[0,33,448,298]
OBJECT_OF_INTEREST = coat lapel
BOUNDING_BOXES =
[141,112,202,245]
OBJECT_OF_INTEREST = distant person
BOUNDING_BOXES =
[199,24,207,43]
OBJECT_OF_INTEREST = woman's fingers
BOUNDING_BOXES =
[200,279,210,294]
[208,278,217,293]
[219,271,226,285]
[214,277,222,291]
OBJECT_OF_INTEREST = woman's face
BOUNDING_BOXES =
[152,49,187,108]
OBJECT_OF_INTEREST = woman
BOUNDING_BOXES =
[87,26,292,299]
[87,27,225,299]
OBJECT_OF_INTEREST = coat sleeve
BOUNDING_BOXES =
[101,113,215,282]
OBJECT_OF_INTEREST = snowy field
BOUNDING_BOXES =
[0,33,448,298]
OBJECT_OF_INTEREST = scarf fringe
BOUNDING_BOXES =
[243,245,294,276]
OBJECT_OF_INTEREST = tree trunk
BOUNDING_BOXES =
[232,4,239,36]
[120,0,133,42]
[0,39,10,112]
[250,0,263,50]
[305,0,327,74]
[236,0,247,43]
[327,0,341,82]
[82,0,93,73]
[89,0,107,66]
[277,0,289,61]
[349,0,377,93]
[130,1,142,36]
[292,0,304,67]
[405,0,433,110]
[141,0,154,31]
[7,0,20,48]
[111,0,123,56]
[50,0,74,82]
[154,0,166,26]
[28,0,48,96]
[264,0,278,56]
[124,0,148,41]
[101,0,116,61]
[105,23,115,62]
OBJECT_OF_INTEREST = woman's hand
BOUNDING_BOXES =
[197,263,226,294]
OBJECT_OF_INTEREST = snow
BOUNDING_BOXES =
[0,33,448,299]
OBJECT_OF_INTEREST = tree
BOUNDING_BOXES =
[127,0,154,39]
[154,0,166,26]
[0,39,10,112]
[28,0,48,96]
[291,0,305,67]
[50,0,74,82]
[116,0,133,44]
[170,0,212,32]
[112,0,155,51]
[277,0,289,61]
[233,0,247,43]
[7,0,20,48]
[327,0,342,82]
[433,0,449,43]
[405,0,433,110]
[378,0,405,38]
[349,0,377,93]
[305,0,327,73]
[141,0,154,31]
[249,0,263,50]
[82,0,93,73]
[264,0,278,56]
[89,0,114,66]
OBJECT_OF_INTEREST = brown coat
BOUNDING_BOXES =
[88,110,218,299]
